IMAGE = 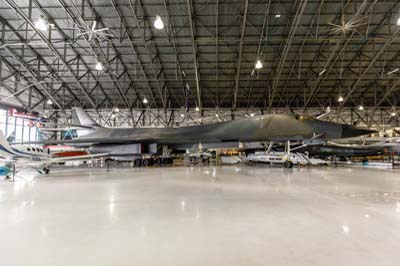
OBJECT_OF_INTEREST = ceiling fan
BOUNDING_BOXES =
[76,20,114,42]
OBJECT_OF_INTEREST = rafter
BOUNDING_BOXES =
[186,0,202,110]
[232,0,248,111]
[267,0,308,112]
[4,0,97,110]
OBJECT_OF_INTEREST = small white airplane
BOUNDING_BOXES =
[0,130,108,180]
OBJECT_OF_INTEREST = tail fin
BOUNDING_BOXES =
[6,131,15,143]
[0,130,18,156]
[71,108,100,128]
[71,108,100,138]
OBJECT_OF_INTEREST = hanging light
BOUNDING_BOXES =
[114,107,119,113]
[95,61,103,71]
[142,97,148,104]
[180,113,185,118]
[195,106,200,112]
[358,105,364,111]
[391,112,397,117]
[397,17,400,26]
[338,96,344,102]
[154,15,164,30]
[215,113,219,118]
[34,16,48,31]
[255,59,263,69]
[46,99,53,105]
[250,113,255,117]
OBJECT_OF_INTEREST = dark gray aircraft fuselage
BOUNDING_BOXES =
[70,113,373,145]
[27,110,375,158]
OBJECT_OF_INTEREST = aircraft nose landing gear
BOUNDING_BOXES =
[284,161,293,168]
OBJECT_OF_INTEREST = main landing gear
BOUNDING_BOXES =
[42,167,50,174]
[133,157,173,167]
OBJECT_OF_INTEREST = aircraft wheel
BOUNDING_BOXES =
[134,159,142,167]
[149,158,155,166]
[162,158,170,165]
[202,157,210,163]
[142,159,150,167]
[155,158,162,166]
[284,161,293,168]
[45,169,50,174]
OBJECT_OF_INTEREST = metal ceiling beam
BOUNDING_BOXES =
[29,0,114,110]
[124,0,169,109]
[0,40,66,112]
[232,0,248,111]
[0,57,33,109]
[4,0,97,109]
[245,0,270,108]
[337,27,400,113]
[0,16,85,109]
[306,0,396,109]
[163,0,186,108]
[215,0,219,107]
[186,0,202,110]
[281,0,352,109]
[108,0,158,108]
[268,0,308,112]
[57,0,131,108]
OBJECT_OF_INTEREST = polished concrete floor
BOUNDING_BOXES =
[1,165,400,266]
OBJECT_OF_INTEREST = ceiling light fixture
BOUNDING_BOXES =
[215,113,219,118]
[114,107,119,113]
[180,113,185,118]
[154,15,164,30]
[275,12,281,18]
[142,98,148,104]
[95,61,103,71]
[319,69,326,75]
[195,106,200,112]
[250,113,255,117]
[397,17,400,26]
[34,16,48,31]
[46,99,53,105]
[358,105,364,111]
[391,112,397,117]
[338,96,344,102]
[255,59,263,69]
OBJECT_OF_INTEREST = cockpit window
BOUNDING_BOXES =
[32,148,36,152]
[27,148,31,151]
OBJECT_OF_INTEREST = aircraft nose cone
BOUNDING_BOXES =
[341,125,376,138]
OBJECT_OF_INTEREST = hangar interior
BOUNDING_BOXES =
[1,0,400,265]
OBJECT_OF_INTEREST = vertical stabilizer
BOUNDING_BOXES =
[71,108,101,138]
[71,108,100,127]
[0,130,18,156]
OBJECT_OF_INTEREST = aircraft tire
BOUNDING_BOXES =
[45,169,50,174]
[142,159,150,167]
[149,158,155,166]
[134,159,142,167]
[284,161,293,168]
[155,158,162,165]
